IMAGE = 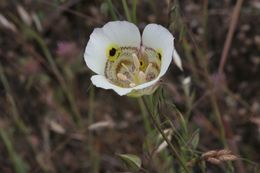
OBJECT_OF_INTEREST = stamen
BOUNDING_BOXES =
[117,73,128,81]
[121,63,135,80]
[132,53,140,70]
[145,63,153,76]
[129,83,136,87]
[138,71,146,82]
[105,46,161,88]
[121,63,130,72]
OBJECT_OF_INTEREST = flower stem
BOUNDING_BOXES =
[0,62,29,134]
[138,98,152,133]
[122,0,132,22]
[132,0,137,24]
[141,97,190,173]
[107,0,118,20]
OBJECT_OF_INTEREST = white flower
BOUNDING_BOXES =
[84,21,181,96]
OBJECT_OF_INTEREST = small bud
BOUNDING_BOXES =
[219,155,238,161]
[207,158,221,165]
[217,149,232,156]
[202,150,217,158]
[173,49,183,71]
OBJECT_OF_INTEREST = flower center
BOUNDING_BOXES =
[105,46,161,88]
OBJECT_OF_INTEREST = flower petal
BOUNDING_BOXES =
[84,21,141,75]
[142,24,174,77]
[102,21,141,47]
[132,77,160,90]
[84,28,111,75]
[91,75,133,96]
[91,74,161,96]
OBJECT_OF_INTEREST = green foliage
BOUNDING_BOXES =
[117,154,142,172]
[189,129,200,150]
[0,130,28,173]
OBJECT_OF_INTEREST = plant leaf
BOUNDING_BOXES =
[190,129,200,149]
[117,154,142,172]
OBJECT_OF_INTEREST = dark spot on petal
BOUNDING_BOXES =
[109,48,116,56]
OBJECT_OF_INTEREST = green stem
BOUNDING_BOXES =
[23,27,82,127]
[209,93,228,147]
[0,63,29,134]
[141,97,190,173]
[87,86,100,173]
[137,98,152,133]
[0,130,27,173]
[132,0,137,24]
[107,0,118,20]
[122,0,132,22]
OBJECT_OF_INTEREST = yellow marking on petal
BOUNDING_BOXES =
[106,44,121,62]
[139,58,148,71]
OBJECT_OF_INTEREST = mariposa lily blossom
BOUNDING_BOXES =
[84,21,182,97]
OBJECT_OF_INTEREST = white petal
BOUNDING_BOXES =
[142,24,174,77]
[91,75,133,96]
[84,28,111,75]
[132,77,160,90]
[91,74,161,96]
[102,21,141,47]
[173,49,183,71]
[84,21,141,75]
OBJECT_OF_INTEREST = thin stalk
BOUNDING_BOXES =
[0,129,27,173]
[0,63,28,134]
[202,0,208,51]
[141,97,190,173]
[107,0,118,20]
[122,0,132,22]
[88,85,95,128]
[132,0,137,24]
[209,93,227,147]
[87,86,100,173]
[23,27,82,127]
[197,49,233,171]
[218,0,244,74]
[137,98,152,133]
[138,97,171,173]
[196,48,227,147]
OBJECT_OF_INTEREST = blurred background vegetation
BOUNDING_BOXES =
[0,0,259,172]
